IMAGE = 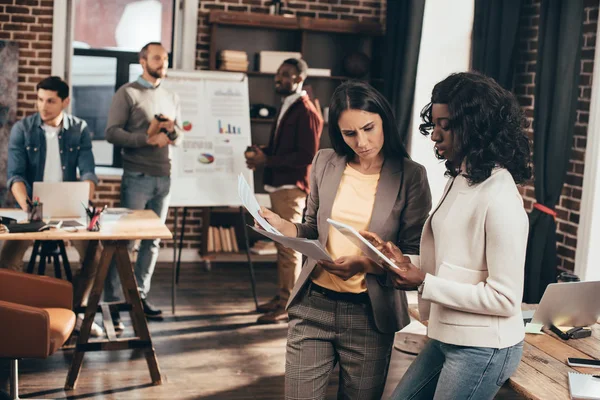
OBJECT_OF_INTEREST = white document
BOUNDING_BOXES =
[238,173,281,235]
[568,372,600,399]
[250,226,333,262]
[524,322,544,335]
[327,218,401,271]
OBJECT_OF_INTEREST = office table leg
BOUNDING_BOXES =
[114,243,162,384]
[65,243,115,390]
[72,240,100,309]
[64,241,162,390]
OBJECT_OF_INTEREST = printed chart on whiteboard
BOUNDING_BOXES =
[163,70,253,207]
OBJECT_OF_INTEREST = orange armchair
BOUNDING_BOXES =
[0,269,76,400]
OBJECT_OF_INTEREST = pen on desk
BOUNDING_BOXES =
[89,213,100,230]
[81,202,92,218]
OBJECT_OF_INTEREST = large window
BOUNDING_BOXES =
[71,0,174,167]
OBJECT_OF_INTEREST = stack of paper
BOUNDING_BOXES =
[250,240,277,255]
[219,50,249,72]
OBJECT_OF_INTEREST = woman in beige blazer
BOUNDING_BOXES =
[259,81,432,400]
[364,72,532,400]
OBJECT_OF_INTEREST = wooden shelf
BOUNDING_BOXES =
[251,118,274,124]
[251,118,328,126]
[202,252,277,263]
[209,11,384,36]
[209,207,244,213]
[209,10,299,31]
[242,71,382,83]
[297,16,383,36]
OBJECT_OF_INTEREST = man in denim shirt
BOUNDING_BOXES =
[2,76,103,336]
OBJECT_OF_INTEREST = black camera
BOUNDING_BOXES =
[154,114,178,141]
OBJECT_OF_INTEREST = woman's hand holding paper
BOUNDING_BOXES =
[256,207,298,237]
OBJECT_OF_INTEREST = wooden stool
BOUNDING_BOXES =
[27,240,72,281]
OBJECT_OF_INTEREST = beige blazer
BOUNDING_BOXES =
[417,168,528,349]
[287,149,432,334]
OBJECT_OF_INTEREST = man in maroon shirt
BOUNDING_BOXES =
[246,58,323,324]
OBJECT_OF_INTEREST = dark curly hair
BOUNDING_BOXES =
[419,71,532,184]
[329,80,409,160]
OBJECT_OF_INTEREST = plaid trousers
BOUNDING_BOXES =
[285,284,395,400]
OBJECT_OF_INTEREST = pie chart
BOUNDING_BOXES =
[183,121,192,131]
[198,153,215,164]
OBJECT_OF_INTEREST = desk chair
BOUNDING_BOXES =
[27,240,72,281]
[0,269,76,400]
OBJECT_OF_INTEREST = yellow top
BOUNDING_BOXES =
[311,164,380,293]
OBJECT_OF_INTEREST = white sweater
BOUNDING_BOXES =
[415,168,528,349]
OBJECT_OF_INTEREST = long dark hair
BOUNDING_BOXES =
[329,80,409,160]
[419,71,532,184]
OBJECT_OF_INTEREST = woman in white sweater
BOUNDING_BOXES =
[363,72,532,399]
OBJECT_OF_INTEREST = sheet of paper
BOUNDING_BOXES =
[238,174,281,235]
[0,210,28,223]
[524,322,544,334]
[522,310,535,320]
[327,218,400,271]
[250,226,332,261]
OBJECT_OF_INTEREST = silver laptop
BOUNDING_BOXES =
[531,281,600,327]
[32,182,90,219]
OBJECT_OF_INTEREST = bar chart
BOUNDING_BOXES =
[218,120,242,134]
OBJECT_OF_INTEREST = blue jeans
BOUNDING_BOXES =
[390,339,523,400]
[103,170,171,302]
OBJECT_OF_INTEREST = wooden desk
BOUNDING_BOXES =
[408,306,600,399]
[509,323,600,399]
[0,209,173,389]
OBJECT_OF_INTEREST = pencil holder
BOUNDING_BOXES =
[28,202,43,222]
[86,213,101,232]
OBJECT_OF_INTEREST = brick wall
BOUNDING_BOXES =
[196,0,385,69]
[514,0,599,272]
[0,0,53,119]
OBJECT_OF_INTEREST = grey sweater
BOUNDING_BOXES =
[105,81,183,176]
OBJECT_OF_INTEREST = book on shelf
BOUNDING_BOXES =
[229,226,240,253]
[226,226,233,252]
[219,61,249,72]
[213,226,222,253]
[219,50,248,61]
[207,225,214,252]
[250,240,277,255]
[218,226,228,252]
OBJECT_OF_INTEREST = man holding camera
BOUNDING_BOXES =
[104,42,182,327]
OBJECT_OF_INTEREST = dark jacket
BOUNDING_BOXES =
[263,95,323,193]
[288,149,433,334]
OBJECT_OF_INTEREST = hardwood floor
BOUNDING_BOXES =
[0,262,524,399]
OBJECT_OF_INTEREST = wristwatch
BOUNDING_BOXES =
[166,130,178,141]
[417,278,426,295]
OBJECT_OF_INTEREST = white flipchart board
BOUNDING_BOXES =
[162,70,253,207]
